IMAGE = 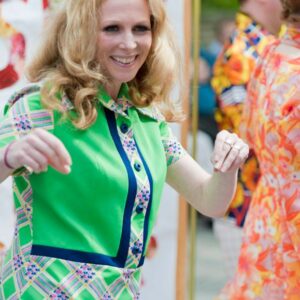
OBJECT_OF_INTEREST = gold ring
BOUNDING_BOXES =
[24,165,33,174]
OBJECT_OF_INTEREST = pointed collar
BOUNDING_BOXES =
[62,83,165,122]
[236,11,268,36]
[96,83,133,117]
[236,12,256,31]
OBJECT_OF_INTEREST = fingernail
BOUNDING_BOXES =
[64,165,71,174]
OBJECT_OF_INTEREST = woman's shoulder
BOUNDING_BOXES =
[2,85,54,133]
[4,85,44,115]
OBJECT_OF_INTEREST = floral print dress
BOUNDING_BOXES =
[217,25,300,300]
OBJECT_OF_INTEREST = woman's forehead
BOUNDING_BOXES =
[99,0,151,17]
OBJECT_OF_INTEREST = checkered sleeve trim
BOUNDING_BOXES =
[162,126,186,167]
[0,92,54,176]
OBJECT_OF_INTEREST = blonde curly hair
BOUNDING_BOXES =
[26,0,183,129]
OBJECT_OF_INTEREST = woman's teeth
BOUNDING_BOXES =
[112,56,136,64]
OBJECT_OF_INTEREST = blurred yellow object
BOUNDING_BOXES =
[0,18,16,38]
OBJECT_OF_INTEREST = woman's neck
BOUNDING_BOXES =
[104,82,121,100]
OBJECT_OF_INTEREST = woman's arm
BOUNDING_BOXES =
[0,145,15,182]
[0,129,72,183]
[166,130,249,218]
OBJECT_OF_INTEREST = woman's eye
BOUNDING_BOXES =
[133,25,151,32]
[103,25,119,32]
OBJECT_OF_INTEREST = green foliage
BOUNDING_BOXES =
[202,0,238,10]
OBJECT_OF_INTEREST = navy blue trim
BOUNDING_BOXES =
[135,140,153,267]
[31,245,123,266]
[105,108,137,267]
[31,108,137,268]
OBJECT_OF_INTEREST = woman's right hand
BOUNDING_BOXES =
[5,128,72,174]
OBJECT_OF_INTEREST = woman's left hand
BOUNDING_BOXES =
[211,130,249,173]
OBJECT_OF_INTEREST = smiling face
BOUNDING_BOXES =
[97,0,152,97]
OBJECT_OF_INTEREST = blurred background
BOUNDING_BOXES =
[0,1,241,299]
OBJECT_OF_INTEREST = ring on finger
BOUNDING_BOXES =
[24,165,33,174]
[224,139,234,147]
[232,144,242,151]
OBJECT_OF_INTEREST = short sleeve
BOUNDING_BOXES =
[0,107,31,150]
[0,88,54,175]
[159,121,186,167]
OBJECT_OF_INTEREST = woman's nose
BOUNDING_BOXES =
[119,32,137,49]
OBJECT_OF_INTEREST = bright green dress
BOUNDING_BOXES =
[0,84,185,299]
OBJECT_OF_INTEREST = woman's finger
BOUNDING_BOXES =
[6,129,72,174]
[19,145,49,172]
[227,145,249,172]
[26,133,56,159]
[219,142,246,172]
[219,143,242,172]
[212,131,238,170]
[20,153,44,173]
[33,129,72,167]
[211,130,227,164]
[25,134,62,170]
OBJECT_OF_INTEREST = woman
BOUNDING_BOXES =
[217,0,300,299]
[0,0,248,298]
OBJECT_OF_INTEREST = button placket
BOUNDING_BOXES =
[135,187,150,215]
[135,203,144,214]
[126,170,150,267]
[131,241,143,256]
[120,123,129,134]
[134,162,142,172]
[116,113,150,268]
[117,114,131,133]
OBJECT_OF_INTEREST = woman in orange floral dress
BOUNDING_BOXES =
[217,0,300,299]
